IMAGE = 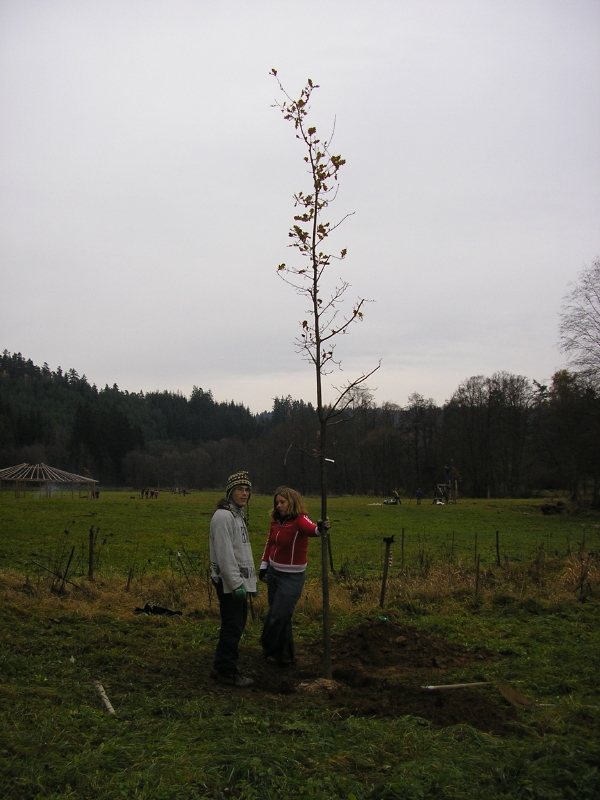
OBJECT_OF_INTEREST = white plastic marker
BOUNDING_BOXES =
[94,681,116,714]
[422,682,492,690]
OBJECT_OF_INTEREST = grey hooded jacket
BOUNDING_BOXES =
[209,502,257,593]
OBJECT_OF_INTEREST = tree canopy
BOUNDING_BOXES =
[559,257,600,387]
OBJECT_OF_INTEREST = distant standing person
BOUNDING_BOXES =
[209,471,256,687]
[416,488,423,505]
[259,487,329,666]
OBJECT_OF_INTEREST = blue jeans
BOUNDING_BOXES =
[213,579,248,675]
[260,566,305,663]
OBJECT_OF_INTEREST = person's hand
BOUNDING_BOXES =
[231,585,247,602]
[259,568,268,583]
[317,518,331,535]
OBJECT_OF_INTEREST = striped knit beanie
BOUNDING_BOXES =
[225,471,252,498]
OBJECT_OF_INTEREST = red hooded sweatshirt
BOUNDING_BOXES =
[260,514,320,573]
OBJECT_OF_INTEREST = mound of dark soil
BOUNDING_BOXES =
[329,618,493,671]
[246,619,515,735]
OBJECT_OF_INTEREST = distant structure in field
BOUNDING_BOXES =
[0,463,98,498]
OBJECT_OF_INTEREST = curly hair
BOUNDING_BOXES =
[271,486,307,520]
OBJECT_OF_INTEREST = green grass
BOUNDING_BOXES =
[1,491,596,579]
[1,580,599,799]
[1,493,600,798]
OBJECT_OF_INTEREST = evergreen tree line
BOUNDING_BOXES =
[1,350,599,501]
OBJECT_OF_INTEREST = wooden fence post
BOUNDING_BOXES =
[401,527,405,570]
[88,526,95,581]
[59,546,75,595]
[380,535,394,608]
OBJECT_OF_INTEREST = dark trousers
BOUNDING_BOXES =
[213,579,248,675]
[260,566,305,663]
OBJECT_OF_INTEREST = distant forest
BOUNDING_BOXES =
[1,350,599,500]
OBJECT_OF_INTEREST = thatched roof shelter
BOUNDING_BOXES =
[0,463,98,498]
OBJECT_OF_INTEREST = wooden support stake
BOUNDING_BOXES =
[327,534,335,574]
[177,553,192,588]
[59,546,75,595]
[30,560,83,591]
[379,535,394,608]
[88,526,95,581]
[93,681,116,715]
[496,529,501,566]
[475,553,481,599]
[401,527,405,570]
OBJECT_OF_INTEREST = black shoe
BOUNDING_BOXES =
[215,670,254,687]
[265,654,293,667]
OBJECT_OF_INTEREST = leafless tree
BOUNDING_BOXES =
[559,258,600,387]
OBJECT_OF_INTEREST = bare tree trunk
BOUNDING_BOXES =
[319,420,332,678]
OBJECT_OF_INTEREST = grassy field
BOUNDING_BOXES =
[1,492,599,798]
[0,490,595,578]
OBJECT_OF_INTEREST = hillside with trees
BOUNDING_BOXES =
[2,349,600,501]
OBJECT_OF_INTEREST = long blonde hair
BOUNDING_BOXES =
[271,486,307,520]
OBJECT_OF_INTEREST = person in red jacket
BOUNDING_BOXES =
[259,486,330,666]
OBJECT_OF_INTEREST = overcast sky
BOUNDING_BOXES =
[1,0,599,412]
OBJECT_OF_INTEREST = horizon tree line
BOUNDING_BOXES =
[2,350,600,503]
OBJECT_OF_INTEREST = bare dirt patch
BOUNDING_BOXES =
[243,619,515,735]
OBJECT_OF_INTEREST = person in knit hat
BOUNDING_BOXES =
[209,471,256,687]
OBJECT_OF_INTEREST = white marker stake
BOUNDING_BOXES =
[94,681,116,715]
[422,682,492,690]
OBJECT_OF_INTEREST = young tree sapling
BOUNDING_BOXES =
[271,70,379,678]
